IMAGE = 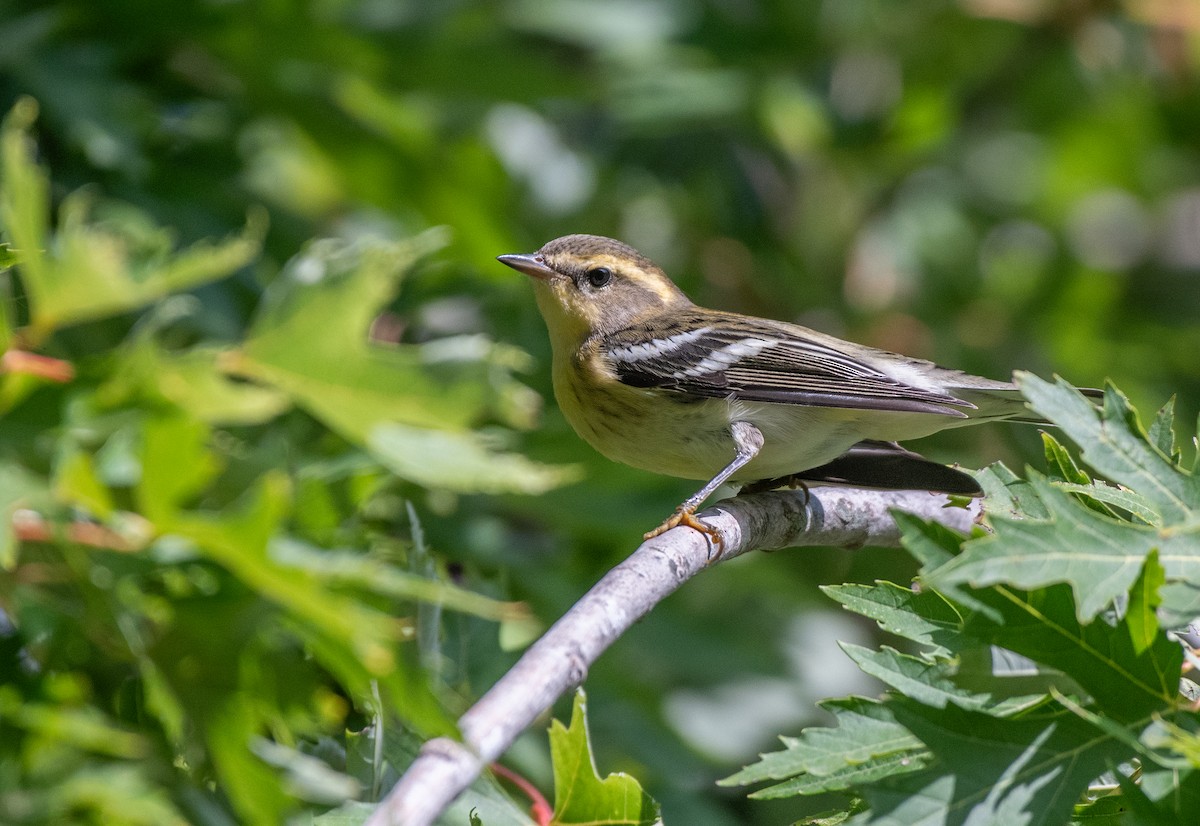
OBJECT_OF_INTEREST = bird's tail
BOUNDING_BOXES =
[747,440,984,496]
[948,381,1103,425]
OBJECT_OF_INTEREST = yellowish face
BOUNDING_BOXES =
[498,234,689,349]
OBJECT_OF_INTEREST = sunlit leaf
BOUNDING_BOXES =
[1,103,264,339]
[839,644,1044,716]
[1018,375,1200,522]
[369,422,578,495]
[821,581,962,658]
[549,690,660,826]
[721,697,926,796]
[233,234,575,494]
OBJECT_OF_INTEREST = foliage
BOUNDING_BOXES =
[0,105,558,824]
[2,1,1200,824]
[548,691,661,826]
[724,380,1200,825]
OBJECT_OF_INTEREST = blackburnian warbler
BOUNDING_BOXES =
[499,234,1069,546]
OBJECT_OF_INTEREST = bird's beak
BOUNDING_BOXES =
[497,253,558,282]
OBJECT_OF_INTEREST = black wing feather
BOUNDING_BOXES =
[603,312,973,417]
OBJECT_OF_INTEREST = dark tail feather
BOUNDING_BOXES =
[956,385,1104,426]
[748,440,982,496]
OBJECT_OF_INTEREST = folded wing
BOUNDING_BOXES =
[603,311,975,417]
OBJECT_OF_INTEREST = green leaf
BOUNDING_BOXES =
[250,738,360,805]
[1017,374,1200,522]
[53,445,116,519]
[269,536,524,622]
[1042,432,1091,485]
[1114,767,1200,824]
[1052,481,1160,526]
[1127,550,1165,656]
[821,581,962,658]
[892,511,963,570]
[851,700,1131,826]
[1071,793,1140,825]
[928,474,1200,623]
[977,462,1051,520]
[957,575,1182,724]
[369,422,578,495]
[549,690,660,826]
[120,341,291,426]
[1148,397,1180,464]
[135,414,221,523]
[0,241,17,270]
[721,697,926,796]
[839,644,1046,716]
[0,105,264,339]
[0,460,44,567]
[0,98,49,311]
[234,235,575,494]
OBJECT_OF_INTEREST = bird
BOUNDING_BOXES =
[498,233,1075,548]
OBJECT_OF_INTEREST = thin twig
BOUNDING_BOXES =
[366,486,982,826]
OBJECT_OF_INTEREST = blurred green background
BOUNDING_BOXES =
[2,0,1199,823]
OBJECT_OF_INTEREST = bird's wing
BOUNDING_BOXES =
[601,311,974,417]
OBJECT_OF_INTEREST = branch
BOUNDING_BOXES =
[367,486,982,826]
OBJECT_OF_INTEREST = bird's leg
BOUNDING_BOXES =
[644,421,765,554]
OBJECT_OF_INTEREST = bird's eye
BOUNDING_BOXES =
[586,267,613,289]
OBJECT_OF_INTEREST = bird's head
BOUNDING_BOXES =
[498,234,691,346]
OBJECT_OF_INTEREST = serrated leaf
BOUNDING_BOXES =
[0,104,263,339]
[1053,481,1160,526]
[1043,432,1091,485]
[233,235,575,494]
[839,644,1045,716]
[721,697,925,794]
[752,751,928,799]
[1017,375,1200,522]
[977,462,1051,520]
[237,233,497,434]
[1148,397,1180,464]
[957,574,1181,724]
[850,700,1131,826]
[1128,763,1200,821]
[549,691,660,826]
[1112,768,1196,826]
[821,581,962,658]
[928,474,1200,623]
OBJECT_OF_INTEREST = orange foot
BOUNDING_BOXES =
[644,507,723,556]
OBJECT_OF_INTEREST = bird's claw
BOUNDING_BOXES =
[645,507,723,558]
